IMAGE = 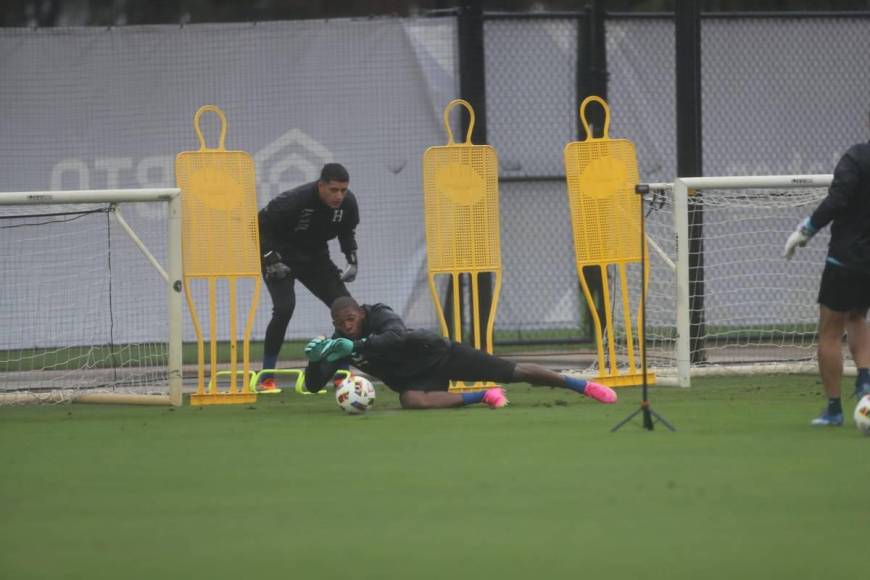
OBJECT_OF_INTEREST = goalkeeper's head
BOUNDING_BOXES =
[317,163,350,209]
[331,296,365,339]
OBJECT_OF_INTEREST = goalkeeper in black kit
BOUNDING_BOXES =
[784,113,870,426]
[257,163,359,391]
[303,297,617,410]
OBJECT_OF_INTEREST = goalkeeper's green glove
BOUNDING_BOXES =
[304,337,355,362]
[304,336,328,361]
[784,217,817,260]
[321,338,355,362]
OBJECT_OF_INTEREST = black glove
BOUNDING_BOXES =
[263,251,291,280]
[340,251,358,283]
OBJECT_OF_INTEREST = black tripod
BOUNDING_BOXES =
[611,184,675,432]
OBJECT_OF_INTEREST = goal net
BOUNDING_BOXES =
[0,189,183,405]
[604,174,834,387]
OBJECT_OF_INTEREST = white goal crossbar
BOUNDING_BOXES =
[0,188,183,405]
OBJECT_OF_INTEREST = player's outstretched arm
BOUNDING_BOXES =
[356,311,407,355]
[305,336,355,363]
[304,358,345,394]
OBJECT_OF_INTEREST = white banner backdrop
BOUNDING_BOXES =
[0,18,458,349]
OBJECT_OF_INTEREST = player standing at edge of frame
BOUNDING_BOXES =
[257,163,360,391]
[302,297,618,410]
[784,109,870,426]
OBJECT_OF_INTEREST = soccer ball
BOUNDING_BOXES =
[335,375,376,414]
[854,395,870,435]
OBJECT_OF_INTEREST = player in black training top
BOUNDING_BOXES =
[303,297,618,410]
[257,163,360,390]
[784,110,870,426]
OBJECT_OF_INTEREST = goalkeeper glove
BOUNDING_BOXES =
[304,336,328,361]
[305,337,354,362]
[783,218,817,260]
[340,251,358,283]
[263,251,292,280]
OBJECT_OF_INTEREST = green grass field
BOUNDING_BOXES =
[1,376,867,580]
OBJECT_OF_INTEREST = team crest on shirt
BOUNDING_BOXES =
[332,209,343,222]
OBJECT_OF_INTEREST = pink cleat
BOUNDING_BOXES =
[583,381,617,404]
[482,387,510,409]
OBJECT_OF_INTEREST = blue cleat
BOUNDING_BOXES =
[854,383,870,400]
[810,411,843,427]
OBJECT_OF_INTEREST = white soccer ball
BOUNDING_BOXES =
[854,395,870,435]
[335,375,376,414]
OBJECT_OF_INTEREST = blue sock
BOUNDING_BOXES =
[262,353,278,380]
[563,375,588,394]
[462,392,486,405]
[827,397,842,415]
[857,368,870,395]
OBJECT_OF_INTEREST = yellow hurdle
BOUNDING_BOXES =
[175,105,262,405]
[247,368,331,395]
[422,100,502,392]
[563,96,654,388]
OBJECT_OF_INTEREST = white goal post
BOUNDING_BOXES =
[0,188,183,406]
[607,174,839,387]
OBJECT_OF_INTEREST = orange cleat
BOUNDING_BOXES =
[258,378,281,393]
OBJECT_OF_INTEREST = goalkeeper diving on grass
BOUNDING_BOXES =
[303,297,617,410]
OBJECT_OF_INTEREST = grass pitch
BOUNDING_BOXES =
[1,375,867,580]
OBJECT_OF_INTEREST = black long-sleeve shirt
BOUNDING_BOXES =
[258,181,359,265]
[809,141,870,272]
[304,303,450,392]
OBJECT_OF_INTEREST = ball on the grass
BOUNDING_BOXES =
[853,395,870,435]
[335,375,375,414]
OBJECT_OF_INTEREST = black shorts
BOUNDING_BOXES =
[263,257,349,309]
[817,262,870,312]
[384,342,517,392]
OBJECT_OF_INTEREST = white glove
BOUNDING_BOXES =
[783,218,816,260]
[340,252,358,283]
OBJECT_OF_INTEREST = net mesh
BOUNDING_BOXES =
[0,201,171,403]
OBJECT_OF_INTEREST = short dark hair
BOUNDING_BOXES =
[320,163,349,183]
[331,296,360,317]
